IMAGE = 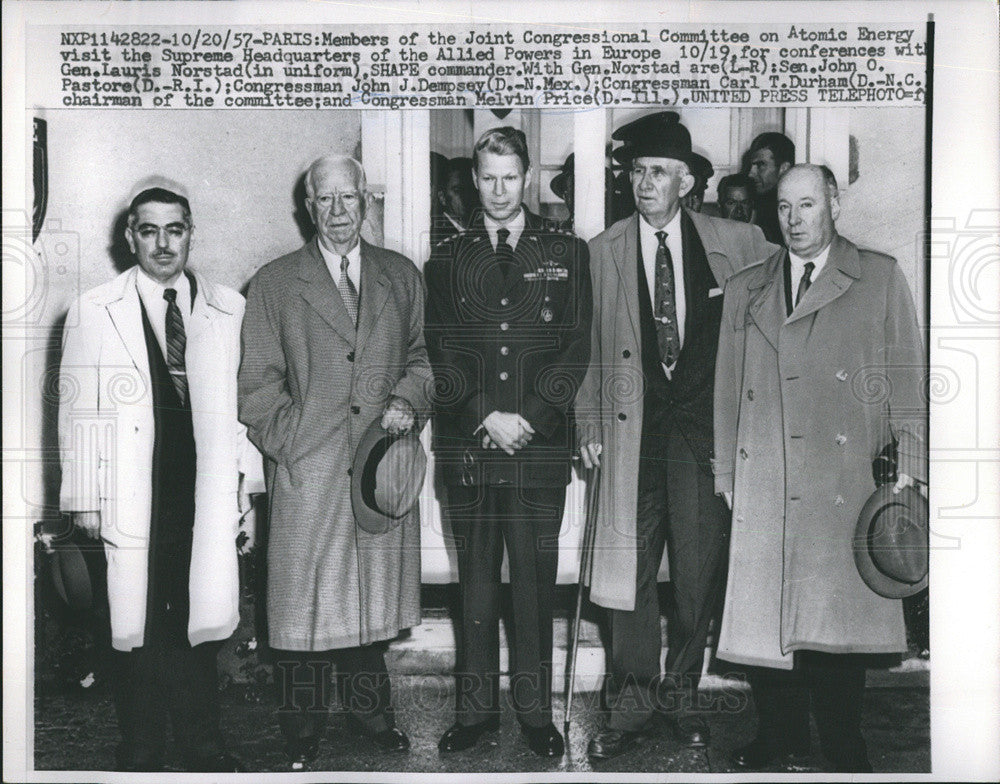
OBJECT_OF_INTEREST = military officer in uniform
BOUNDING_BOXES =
[424,126,592,758]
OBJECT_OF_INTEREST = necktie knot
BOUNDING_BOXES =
[341,255,350,273]
[497,227,511,247]
[803,261,815,282]
[655,230,668,248]
[794,260,816,307]
[163,287,177,303]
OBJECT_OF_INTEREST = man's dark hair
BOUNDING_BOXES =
[749,132,796,167]
[472,126,530,173]
[717,172,755,199]
[128,187,192,227]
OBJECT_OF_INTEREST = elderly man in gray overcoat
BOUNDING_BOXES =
[238,155,432,769]
[576,114,775,761]
[713,164,927,772]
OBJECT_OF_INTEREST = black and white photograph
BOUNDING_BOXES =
[3,1,998,781]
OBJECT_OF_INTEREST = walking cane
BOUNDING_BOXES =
[563,461,601,735]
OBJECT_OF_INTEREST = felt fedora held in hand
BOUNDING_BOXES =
[351,417,427,535]
[853,484,929,599]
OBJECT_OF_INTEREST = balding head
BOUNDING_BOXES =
[776,164,840,259]
[304,155,370,254]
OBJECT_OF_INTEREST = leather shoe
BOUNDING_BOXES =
[438,717,501,753]
[520,722,565,757]
[730,737,807,770]
[286,737,319,771]
[587,728,645,761]
[184,751,247,772]
[671,715,710,748]
[345,718,410,752]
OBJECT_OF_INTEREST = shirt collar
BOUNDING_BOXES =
[484,207,526,250]
[317,238,361,269]
[135,265,191,307]
[638,209,682,244]
[789,242,832,276]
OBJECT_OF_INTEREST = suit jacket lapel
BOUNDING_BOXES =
[746,250,785,351]
[785,235,860,324]
[355,240,392,358]
[298,238,356,346]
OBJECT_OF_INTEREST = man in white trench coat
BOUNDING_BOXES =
[713,164,927,772]
[239,155,433,770]
[58,181,264,772]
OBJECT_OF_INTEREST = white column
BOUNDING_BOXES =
[573,108,607,242]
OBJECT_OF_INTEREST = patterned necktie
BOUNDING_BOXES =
[795,261,815,307]
[163,288,188,405]
[339,255,359,326]
[653,230,681,366]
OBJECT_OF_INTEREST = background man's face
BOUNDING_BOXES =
[682,184,706,213]
[442,171,470,220]
[630,156,692,228]
[720,185,754,222]
[749,148,782,195]
[777,168,838,259]
[126,201,191,284]
[474,151,529,224]
[307,161,366,252]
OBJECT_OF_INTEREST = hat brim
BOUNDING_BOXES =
[550,172,569,199]
[852,485,928,599]
[351,417,426,535]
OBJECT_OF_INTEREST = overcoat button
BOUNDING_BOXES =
[622,349,631,358]
[835,495,845,505]
[500,297,509,306]
[835,434,847,445]
[347,351,355,362]
[746,389,754,401]
[836,369,848,381]
[500,346,509,355]
[499,372,509,381]
[351,405,360,414]
[500,322,509,331]
[617,413,627,421]
[739,448,748,459]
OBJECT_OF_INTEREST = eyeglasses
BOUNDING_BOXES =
[313,191,362,208]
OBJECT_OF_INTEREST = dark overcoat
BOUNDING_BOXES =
[713,235,926,669]
[239,238,432,651]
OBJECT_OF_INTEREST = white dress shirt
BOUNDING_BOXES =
[639,210,685,375]
[789,242,831,309]
[135,267,191,359]
[318,239,361,293]
[484,208,526,252]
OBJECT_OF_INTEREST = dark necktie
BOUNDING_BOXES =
[339,255,359,326]
[163,288,188,405]
[653,230,681,366]
[795,261,815,307]
[496,227,515,278]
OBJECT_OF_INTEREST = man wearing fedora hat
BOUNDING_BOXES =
[577,112,775,761]
[58,179,263,772]
[239,155,432,768]
[712,164,926,772]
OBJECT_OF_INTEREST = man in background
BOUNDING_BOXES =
[746,132,795,245]
[716,173,755,223]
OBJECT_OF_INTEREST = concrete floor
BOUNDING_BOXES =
[34,670,929,775]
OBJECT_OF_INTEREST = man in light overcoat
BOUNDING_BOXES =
[59,181,263,772]
[577,116,775,761]
[713,164,927,772]
[238,155,432,769]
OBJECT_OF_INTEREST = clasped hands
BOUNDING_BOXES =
[381,395,416,435]
[480,411,535,455]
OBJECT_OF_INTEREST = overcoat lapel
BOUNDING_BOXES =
[785,234,861,324]
[612,218,640,345]
[746,251,786,352]
[355,240,391,359]
[103,269,150,375]
[298,238,356,346]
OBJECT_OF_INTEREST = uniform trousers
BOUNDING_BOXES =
[272,643,394,743]
[447,484,566,728]
[607,421,731,731]
[747,651,872,772]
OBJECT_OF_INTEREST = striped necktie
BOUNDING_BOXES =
[163,288,188,405]
[339,255,359,326]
